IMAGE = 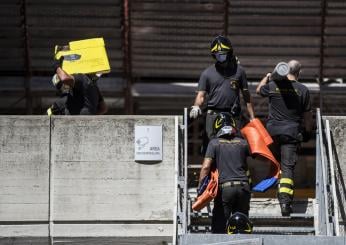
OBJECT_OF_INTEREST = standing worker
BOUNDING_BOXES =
[197,112,252,233]
[256,60,312,216]
[189,35,255,153]
[48,57,107,116]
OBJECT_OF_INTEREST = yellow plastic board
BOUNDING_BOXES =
[55,38,111,74]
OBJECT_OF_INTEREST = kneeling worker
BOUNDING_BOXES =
[48,57,107,116]
[197,112,252,233]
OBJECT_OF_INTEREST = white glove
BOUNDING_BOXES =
[189,106,202,119]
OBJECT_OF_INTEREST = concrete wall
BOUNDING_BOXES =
[0,116,180,244]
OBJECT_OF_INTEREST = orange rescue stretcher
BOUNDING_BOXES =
[192,169,218,211]
[241,118,280,192]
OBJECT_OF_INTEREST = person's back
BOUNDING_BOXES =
[207,136,249,183]
[198,112,251,233]
[65,73,101,115]
[266,79,309,122]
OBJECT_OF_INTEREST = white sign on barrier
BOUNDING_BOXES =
[134,125,162,161]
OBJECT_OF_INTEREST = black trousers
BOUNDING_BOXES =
[270,135,299,205]
[211,184,251,234]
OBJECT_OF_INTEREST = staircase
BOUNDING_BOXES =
[176,108,344,244]
[188,189,315,235]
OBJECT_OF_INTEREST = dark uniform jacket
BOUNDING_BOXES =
[197,64,249,115]
[66,74,104,115]
[259,79,311,140]
[205,136,250,184]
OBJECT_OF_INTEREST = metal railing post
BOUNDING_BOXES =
[325,119,340,236]
[316,108,331,235]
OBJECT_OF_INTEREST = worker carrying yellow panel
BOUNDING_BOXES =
[54,37,111,75]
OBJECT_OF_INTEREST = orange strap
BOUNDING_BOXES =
[192,169,219,211]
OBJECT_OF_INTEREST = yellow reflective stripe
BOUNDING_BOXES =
[211,43,231,52]
[214,118,223,129]
[47,108,52,116]
[279,187,294,195]
[246,170,252,183]
[211,44,218,52]
[220,43,230,50]
[280,178,294,186]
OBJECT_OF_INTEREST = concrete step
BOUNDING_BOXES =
[189,195,315,235]
[250,214,314,226]
[252,226,315,235]
[189,195,314,217]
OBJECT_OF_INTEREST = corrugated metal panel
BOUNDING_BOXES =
[324,0,346,78]
[131,0,225,78]
[26,0,123,74]
[227,0,322,80]
[0,0,26,73]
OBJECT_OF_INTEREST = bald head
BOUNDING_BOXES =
[288,60,301,78]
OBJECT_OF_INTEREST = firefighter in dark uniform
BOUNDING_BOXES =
[256,60,312,216]
[47,57,107,115]
[190,35,255,143]
[197,112,252,233]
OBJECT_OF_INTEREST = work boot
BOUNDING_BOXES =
[280,203,292,216]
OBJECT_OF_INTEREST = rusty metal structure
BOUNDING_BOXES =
[0,0,346,115]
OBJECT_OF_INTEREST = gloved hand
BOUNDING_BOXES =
[52,56,64,72]
[189,105,201,119]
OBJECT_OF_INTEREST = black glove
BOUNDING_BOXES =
[53,56,64,72]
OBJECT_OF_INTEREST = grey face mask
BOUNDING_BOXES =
[215,53,228,63]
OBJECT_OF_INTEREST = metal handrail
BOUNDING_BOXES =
[325,119,340,236]
[175,108,189,244]
[316,108,331,235]
[183,107,188,234]
[315,108,341,236]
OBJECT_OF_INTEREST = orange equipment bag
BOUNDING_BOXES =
[192,169,219,211]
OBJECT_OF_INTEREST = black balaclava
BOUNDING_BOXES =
[215,54,238,77]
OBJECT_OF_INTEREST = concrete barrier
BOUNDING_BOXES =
[0,115,181,244]
[0,116,50,222]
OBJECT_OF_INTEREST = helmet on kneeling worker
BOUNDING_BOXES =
[213,112,237,138]
[226,212,253,234]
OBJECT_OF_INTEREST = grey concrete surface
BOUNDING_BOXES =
[0,116,50,222]
[0,116,179,244]
[51,116,176,221]
[179,234,346,245]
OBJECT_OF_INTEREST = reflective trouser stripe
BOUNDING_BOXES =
[279,187,294,195]
[246,170,252,185]
[280,178,294,186]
